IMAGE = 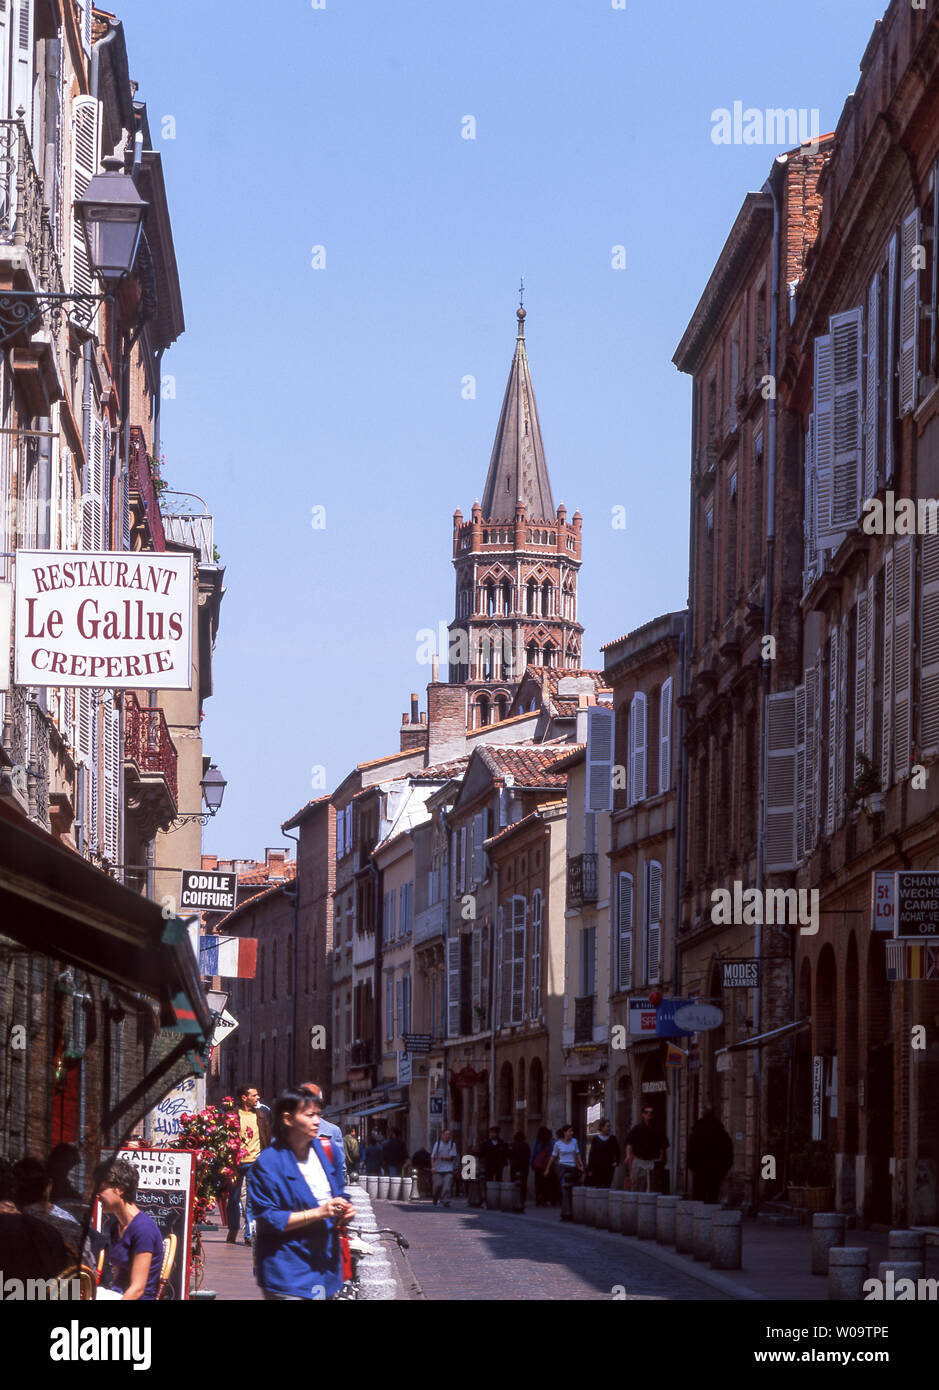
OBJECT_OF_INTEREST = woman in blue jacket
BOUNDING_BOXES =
[246,1086,356,1300]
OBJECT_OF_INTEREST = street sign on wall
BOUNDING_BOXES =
[721,960,760,988]
[14,550,193,688]
[871,871,895,933]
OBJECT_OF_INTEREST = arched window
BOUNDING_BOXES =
[542,580,553,616]
[502,579,512,614]
[493,695,506,722]
[527,579,538,615]
[527,641,539,667]
[477,695,491,727]
[486,581,496,617]
[543,641,556,668]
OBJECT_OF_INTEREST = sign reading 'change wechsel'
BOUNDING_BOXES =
[14,551,193,689]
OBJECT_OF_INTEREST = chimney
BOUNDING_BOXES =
[266,848,286,878]
[201,854,218,871]
[426,681,468,763]
[432,654,439,683]
[575,693,591,745]
[410,693,420,723]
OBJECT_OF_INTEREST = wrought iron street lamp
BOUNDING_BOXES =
[163,764,228,831]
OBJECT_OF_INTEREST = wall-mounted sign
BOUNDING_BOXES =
[674,1002,724,1032]
[641,1080,667,1093]
[95,1148,195,1301]
[629,998,658,1035]
[430,1095,444,1116]
[812,1055,823,1140]
[403,1033,432,1053]
[721,960,760,988]
[397,1051,412,1085]
[894,872,939,939]
[14,550,193,688]
[210,1009,239,1048]
[181,869,236,912]
[871,871,895,933]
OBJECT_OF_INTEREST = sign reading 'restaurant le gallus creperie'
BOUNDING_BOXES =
[14,551,194,689]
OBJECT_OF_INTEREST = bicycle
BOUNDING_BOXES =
[335,1225,409,1300]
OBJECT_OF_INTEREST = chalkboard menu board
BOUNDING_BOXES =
[96,1148,195,1301]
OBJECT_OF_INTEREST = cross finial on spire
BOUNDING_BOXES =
[517,277,526,337]
[518,276,525,309]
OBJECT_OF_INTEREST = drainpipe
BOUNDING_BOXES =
[90,20,118,103]
[283,826,301,1082]
[754,168,782,1211]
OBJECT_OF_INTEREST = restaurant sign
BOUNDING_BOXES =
[14,551,193,689]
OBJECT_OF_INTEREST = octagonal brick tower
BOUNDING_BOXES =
[449,306,583,727]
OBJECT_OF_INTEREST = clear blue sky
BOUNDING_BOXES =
[112,0,887,857]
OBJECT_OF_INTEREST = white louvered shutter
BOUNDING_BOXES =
[88,697,99,852]
[471,926,481,1030]
[61,447,75,549]
[586,703,615,812]
[500,906,513,1025]
[70,96,99,303]
[814,333,842,550]
[886,234,898,483]
[76,687,92,762]
[76,0,92,53]
[882,551,894,791]
[893,535,914,780]
[103,696,120,869]
[766,691,798,868]
[646,860,662,986]
[11,1,33,141]
[470,812,482,885]
[447,935,461,1036]
[336,809,344,860]
[837,613,849,823]
[450,831,457,894]
[804,665,818,854]
[864,274,879,499]
[101,416,111,549]
[831,309,863,529]
[530,892,542,1018]
[866,577,876,763]
[921,533,939,751]
[511,896,526,1024]
[855,591,870,766]
[630,691,647,804]
[0,4,9,127]
[659,677,673,793]
[616,872,633,991]
[458,825,466,894]
[825,628,838,836]
[804,414,817,587]
[900,209,921,415]
[626,702,635,807]
[795,683,806,861]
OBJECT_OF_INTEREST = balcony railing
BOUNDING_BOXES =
[567,852,598,909]
[574,995,595,1044]
[414,899,446,944]
[0,115,66,297]
[124,693,178,806]
[162,512,215,566]
[128,426,166,551]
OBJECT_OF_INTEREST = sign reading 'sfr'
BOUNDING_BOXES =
[14,551,193,689]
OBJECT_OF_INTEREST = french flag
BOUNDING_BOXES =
[200,935,258,979]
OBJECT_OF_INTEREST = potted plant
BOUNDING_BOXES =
[846,751,882,820]
[172,1097,248,1297]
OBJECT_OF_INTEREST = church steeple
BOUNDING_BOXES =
[480,305,555,521]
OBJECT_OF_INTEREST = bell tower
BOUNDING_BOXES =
[449,303,584,728]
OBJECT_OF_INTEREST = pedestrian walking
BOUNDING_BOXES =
[364,1131,384,1176]
[686,1106,734,1203]
[481,1126,507,1183]
[343,1126,362,1183]
[247,1086,356,1301]
[586,1120,620,1189]
[431,1129,458,1206]
[299,1083,347,1187]
[95,1159,163,1300]
[227,1083,271,1244]
[544,1124,584,1221]
[625,1105,668,1193]
[509,1131,531,1211]
[530,1126,554,1207]
[381,1128,408,1177]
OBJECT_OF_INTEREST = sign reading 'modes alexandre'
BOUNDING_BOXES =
[14,551,193,689]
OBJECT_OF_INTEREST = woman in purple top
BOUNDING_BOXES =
[96,1159,163,1301]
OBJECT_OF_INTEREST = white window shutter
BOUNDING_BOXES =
[804,666,818,855]
[62,448,75,549]
[471,812,482,885]
[882,551,895,790]
[900,208,921,415]
[830,308,863,529]
[103,697,120,869]
[530,892,542,1018]
[646,861,662,986]
[804,414,818,589]
[12,1,34,139]
[88,697,99,852]
[617,872,633,991]
[893,535,914,780]
[337,809,344,860]
[766,689,798,869]
[837,613,849,823]
[630,691,647,804]
[866,577,876,763]
[70,96,99,304]
[0,5,9,125]
[500,905,512,1026]
[659,677,673,794]
[511,896,526,1024]
[854,590,870,768]
[586,703,615,812]
[471,926,481,1030]
[626,702,635,807]
[795,683,806,861]
[886,234,898,483]
[447,936,461,1036]
[814,333,844,551]
[458,825,466,894]
[922,533,939,750]
[864,274,879,500]
[825,629,839,836]
[450,830,457,894]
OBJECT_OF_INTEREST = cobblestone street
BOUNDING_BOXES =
[375,1200,728,1301]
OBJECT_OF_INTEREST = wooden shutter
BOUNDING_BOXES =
[337,808,344,860]
[458,826,466,893]
[886,234,898,482]
[11,0,33,139]
[855,590,870,766]
[447,935,461,1036]
[864,274,879,499]
[395,978,404,1042]
[530,892,542,1018]
[471,925,481,1030]
[825,628,839,836]
[804,414,818,588]
[511,896,526,1024]
[70,96,99,303]
[900,208,921,414]
[88,697,98,852]
[102,696,120,869]
[893,535,914,780]
[814,333,843,550]
[500,905,513,1026]
[0,3,10,126]
[646,860,662,986]
[630,691,647,804]
[882,551,895,790]
[450,830,457,894]
[616,872,633,991]
[837,613,849,822]
[61,447,75,549]
[586,703,615,811]
[804,665,819,854]
[795,683,806,861]
[659,677,673,794]
[766,690,798,869]
[922,533,939,750]
[831,308,863,529]
[470,812,482,884]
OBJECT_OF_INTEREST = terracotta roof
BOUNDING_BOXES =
[476,744,572,788]
[524,666,611,696]
[547,742,586,771]
[552,698,579,718]
[282,793,332,832]
[410,757,469,782]
[237,863,296,886]
[357,748,424,771]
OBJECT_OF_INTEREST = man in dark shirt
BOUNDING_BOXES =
[381,1129,408,1176]
[481,1127,507,1183]
[626,1105,668,1192]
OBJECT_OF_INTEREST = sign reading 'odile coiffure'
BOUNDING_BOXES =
[14,551,193,689]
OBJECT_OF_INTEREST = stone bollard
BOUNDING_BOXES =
[656,1195,682,1246]
[636,1192,658,1240]
[622,1191,639,1236]
[711,1209,743,1270]
[485,1181,500,1210]
[877,1260,924,1294]
[693,1204,722,1261]
[828,1247,869,1301]
[676,1200,701,1254]
[812,1213,846,1276]
[595,1186,611,1230]
[387,1177,402,1201]
[583,1186,598,1227]
[571,1183,587,1224]
[499,1181,515,1212]
[608,1190,625,1234]
[376,1175,390,1200]
[887,1230,926,1264]
[365,1175,378,1198]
